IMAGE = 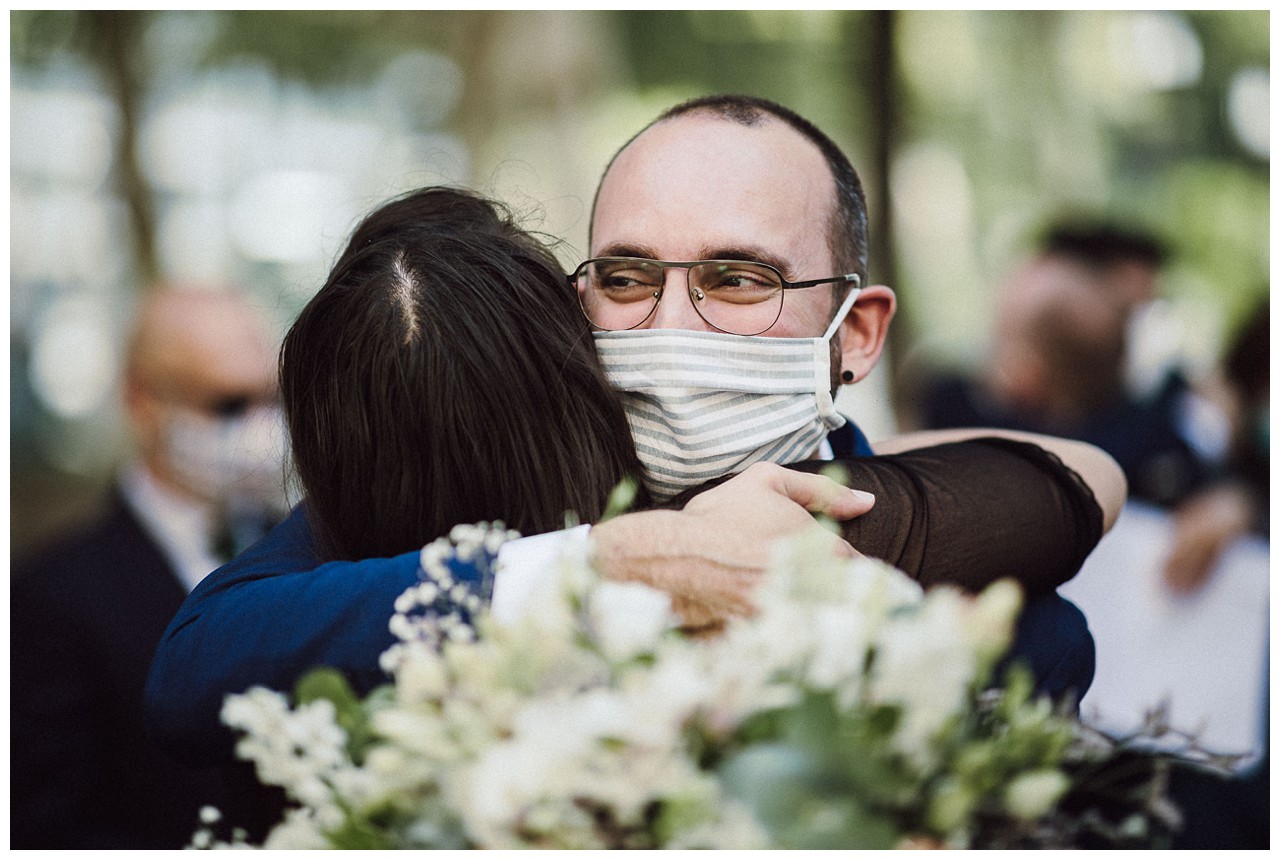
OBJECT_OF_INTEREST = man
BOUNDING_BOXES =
[580,94,1107,693]
[12,288,288,847]
[915,222,1237,589]
[147,95,1116,769]
[920,223,1211,510]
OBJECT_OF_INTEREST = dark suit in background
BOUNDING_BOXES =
[11,486,230,849]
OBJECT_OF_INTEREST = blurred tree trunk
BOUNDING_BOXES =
[866,10,905,370]
[84,11,159,288]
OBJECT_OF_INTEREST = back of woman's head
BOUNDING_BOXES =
[281,187,643,560]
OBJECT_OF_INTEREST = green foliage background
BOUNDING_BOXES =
[10,10,1269,555]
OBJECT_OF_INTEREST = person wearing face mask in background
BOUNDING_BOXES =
[1161,296,1269,594]
[11,287,289,848]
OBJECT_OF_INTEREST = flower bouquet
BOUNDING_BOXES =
[208,522,1176,849]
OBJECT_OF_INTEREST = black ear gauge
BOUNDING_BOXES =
[841,370,855,383]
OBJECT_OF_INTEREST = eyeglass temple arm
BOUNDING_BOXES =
[784,273,861,290]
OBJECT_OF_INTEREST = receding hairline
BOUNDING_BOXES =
[594,106,828,215]
[126,288,272,383]
[591,101,865,282]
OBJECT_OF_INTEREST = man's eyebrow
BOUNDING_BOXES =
[593,243,660,260]
[699,247,794,276]
[592,243,795,277]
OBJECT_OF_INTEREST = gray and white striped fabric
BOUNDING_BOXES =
[594,329,847,502]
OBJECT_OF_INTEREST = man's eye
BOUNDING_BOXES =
[705,270,775,291]
[602,274,641,288]
[599,270,659,290]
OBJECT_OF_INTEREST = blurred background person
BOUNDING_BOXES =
[912,222,1266,591]
[1162,296,1269,593]
[1162,297,1268,850]
[914,222,1218,512]
[11,287,289,848]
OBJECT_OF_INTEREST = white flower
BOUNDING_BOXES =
[261,807,330,849]
[1004,769,1071,820]
[395,644,450,703]
[867,589,977,759]
[221,689,349,805]
[616,644,711,746]
[219,517,1114,850]
[587,579,676,663]
[964,578,1022,662]
[803,602,873,694]
[371,707,462,761]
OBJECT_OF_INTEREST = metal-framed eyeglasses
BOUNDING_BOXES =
[569,257,861,336]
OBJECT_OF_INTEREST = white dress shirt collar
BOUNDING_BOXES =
[816,435,834,460]
[118,462,222,594]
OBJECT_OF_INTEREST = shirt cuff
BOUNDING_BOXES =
[490,524,592,623]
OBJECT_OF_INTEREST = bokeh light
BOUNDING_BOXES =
[1227,67,1269,160]
[1112,11,1204,91]
[229,169,355,264]
[29,295,119,419]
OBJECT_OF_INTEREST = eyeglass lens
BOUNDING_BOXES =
[576,260,785,335]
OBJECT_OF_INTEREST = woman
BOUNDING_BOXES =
[280,186,646,561]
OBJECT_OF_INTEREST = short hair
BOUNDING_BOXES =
[1040,223,1169,271]
[281,187,645,561]
[593,94,869,287]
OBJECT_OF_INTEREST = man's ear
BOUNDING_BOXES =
[836,284,895,383]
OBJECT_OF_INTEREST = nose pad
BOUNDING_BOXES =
[651,288,713,330]
[650,273,715,331]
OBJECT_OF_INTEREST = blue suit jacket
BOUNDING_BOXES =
[147,423,1094,766]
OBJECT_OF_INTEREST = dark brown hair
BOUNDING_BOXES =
[281,187,644,561]
[1041,222,1169,271]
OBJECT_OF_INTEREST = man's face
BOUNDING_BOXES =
[590,113,842,339]
[129,292,283,505]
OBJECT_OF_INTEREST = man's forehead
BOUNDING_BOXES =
[601,112,830,193]
[591,112,835,267]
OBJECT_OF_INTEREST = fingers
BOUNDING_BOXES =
[744,462,875,520]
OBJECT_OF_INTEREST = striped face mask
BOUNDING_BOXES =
[593,287,861,502]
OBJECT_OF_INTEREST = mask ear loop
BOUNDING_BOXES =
[814,281,863,425]
[822,277,863,341]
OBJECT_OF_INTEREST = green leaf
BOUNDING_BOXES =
[719,743,901,848]
[294,667,376,761]
[295,666,358,707]
[600,476,640,521]
[325,815,395,850]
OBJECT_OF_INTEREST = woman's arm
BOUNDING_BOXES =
[145,506,427,767]
[870,428,1126,532]
[787,437,1111,595]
